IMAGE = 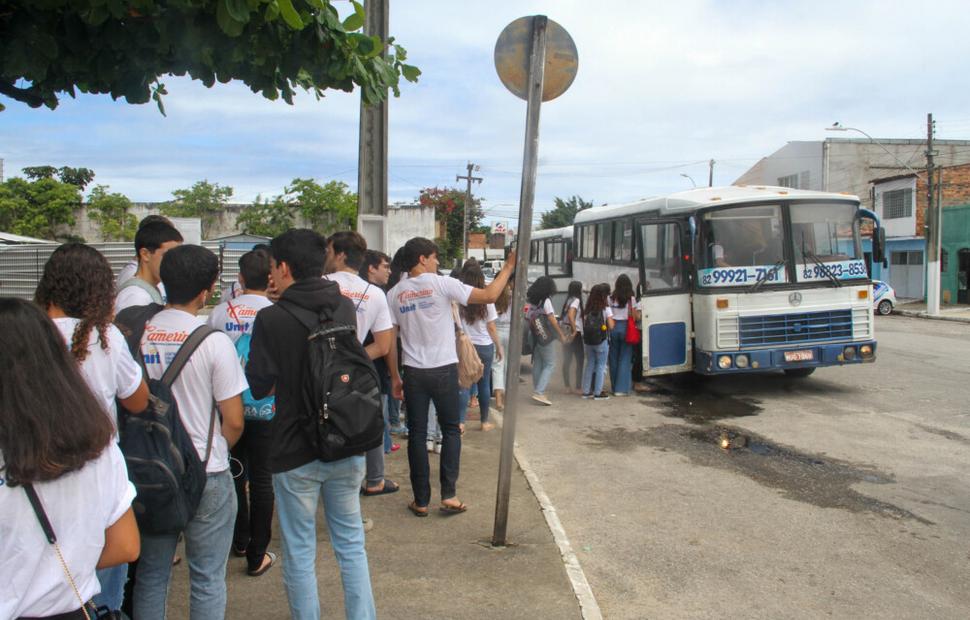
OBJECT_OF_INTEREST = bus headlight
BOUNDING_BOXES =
[718,355,733,369]
[860,344,874,358]
[735,354,749,368]
[843,346,856,361]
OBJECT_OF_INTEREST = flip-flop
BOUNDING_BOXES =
[408,501,429,517]
[438,501,468,515]
[247,551,277,577]
[361,479,400,496]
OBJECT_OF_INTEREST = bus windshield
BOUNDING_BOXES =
[698,205,786,287]
[790,202,866,282]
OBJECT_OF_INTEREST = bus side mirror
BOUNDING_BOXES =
[873,227,886,267]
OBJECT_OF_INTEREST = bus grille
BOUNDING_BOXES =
[739,310,854,346]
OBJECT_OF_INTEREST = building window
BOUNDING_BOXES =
[942,248,948,272]
[883,188,913,219]
[778,174,798,188]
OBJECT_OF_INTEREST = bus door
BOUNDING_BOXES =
[637,220,692,376]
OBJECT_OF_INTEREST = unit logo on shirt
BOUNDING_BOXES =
[224,321,252,333]
[397,289,433,314]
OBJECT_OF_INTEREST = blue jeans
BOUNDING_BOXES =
[274,457,375,620]
[403,364,462,506]
[582,340,610,395]
[608,321,634,394]
[134,469,237,620]
[459,343,494,424]
[93,564,127,611]
[531,341,557,395]
[382,395,392,453]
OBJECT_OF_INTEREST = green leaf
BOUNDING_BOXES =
[401,64,421,82]
[342,12,364,32]
[224,0,251,23]
[276,0,304,30]
[216,0,246,36]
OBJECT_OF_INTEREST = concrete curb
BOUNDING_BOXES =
[893,309,970,324]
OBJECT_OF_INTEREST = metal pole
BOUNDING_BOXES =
[926,113,940,315]
[708,159,714,187]
[492,15,547,547]
[458,163,482,260]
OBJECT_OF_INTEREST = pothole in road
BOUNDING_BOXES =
[638,375,763,423]
[585,424,933,525]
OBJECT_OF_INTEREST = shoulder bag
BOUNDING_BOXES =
[625,300,642,345]
[453,304,484,389]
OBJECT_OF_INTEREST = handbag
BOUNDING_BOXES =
[22,484,123,620]
[453,304,484,389]
[624,300,642,345]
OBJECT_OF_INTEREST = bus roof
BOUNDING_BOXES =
[573,185,861,224]
[530,226,573,240]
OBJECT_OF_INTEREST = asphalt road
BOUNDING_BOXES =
[515,315,970,619]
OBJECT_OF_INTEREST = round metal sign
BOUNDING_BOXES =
[494,16,578,102]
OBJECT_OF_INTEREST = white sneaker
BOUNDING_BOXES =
[362,517,374,532]
[531,393,552,406]
[433,441,442,454]
[426,439,435,453]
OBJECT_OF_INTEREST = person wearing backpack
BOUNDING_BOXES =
[581,283,616,400]
[245,229,378,620]
[114,221,183,314]
[132,245,247,620]
[207,248,277,578]
[0,298,141,620]
[324,232,399,498]
[526,276,568,406]
[34,243,150,614]
[560,280,585,396]
[386,237,516,518]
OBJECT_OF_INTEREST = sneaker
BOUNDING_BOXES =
[390,424,408,436]
[581,393,593,399]
[613,392,630,397]
[362,517,374,532]
[426,439,435,453]
[433,441,442,454]
[594,393,611,401]
[531,393,552,406]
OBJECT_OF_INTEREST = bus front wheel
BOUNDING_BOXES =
[783,368,816,378]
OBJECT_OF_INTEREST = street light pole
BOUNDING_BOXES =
[680,173,696,188]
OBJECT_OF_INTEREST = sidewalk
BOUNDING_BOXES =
[167,416,584,619]
[892,300,970,324]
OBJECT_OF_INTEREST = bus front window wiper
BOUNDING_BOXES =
[749,259,786,293]
[801,237,842,288]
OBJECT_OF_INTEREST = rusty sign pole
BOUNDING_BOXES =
[492,16,548,547]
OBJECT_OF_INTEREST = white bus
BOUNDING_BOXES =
[527,226,573,309]
[570,186,885,377]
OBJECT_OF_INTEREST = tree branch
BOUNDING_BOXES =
[0,80,45,108]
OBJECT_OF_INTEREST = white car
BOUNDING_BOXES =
[873,280,896,315]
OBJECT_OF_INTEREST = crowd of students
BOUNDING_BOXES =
[1,217,517,620]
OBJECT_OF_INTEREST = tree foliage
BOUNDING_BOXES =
[161,180,233,238]
[539,195,593,230]
[87,185,138,241]
[0,175,81,240]
[235,178,356,237]
[22,166,95,191]
[0,0,420,114]
[418,186,484,264]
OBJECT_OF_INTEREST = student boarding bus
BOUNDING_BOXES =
[570,186,885,377]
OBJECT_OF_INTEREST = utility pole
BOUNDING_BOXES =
[925,113,941,315]
[708,158,715,187]
[457,162,482,258]
[356,0,389,251]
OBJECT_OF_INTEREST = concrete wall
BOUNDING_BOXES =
[942,204,970,304]
[873,177,918,238]
[385,204,436,255]
[735,141,823,190]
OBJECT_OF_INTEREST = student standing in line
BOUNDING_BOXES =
[581,283,616,400]
[560,280,585,396]
[607,274,641,396]
[526,276,567,406]
[457,261,503,432]
[246,229,377,620]
[386,237,515,517]
[324,231,398,497]
[34,243,150,613]
[490,283,513,412]
[133,245,247,620]
[0,298,141,620]
[116,215,177,292]
[114,221,183,314]
[208,248,278,577]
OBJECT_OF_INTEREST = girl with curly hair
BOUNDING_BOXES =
[526,276,567,405]
[34,242,148,613]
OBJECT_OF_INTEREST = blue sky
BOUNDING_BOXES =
[3,0,970,228]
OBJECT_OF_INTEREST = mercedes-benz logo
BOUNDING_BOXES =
[789,292,803,306]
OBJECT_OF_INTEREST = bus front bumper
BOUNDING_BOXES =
[694,341,877,374]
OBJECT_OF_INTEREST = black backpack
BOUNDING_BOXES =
[582,309,609,345]
[115,307,216,535]
[278,300,384,462]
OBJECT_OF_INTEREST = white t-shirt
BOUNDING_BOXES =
[117,263,166,304]
[141,309,248,473]
[564,297,582,332]
[0,444,135,619]
[527,298,555,317]
[461,303,498,346]
[114,284,155,314]
[53,318,143,437]
[207,294,273,344]
[324,271,392,344]
[387,272,473,368]
[608,296,640,321]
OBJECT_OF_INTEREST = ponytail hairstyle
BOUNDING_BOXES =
[562,280,584,318]
[34,243,115,363]
[0,299,113,485]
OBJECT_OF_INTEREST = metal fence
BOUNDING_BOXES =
[0,241,248,301]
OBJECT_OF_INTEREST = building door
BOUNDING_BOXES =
[958,249,970,304]
[889,250,924,299]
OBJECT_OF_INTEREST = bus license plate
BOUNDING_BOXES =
[784,350,814,362]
